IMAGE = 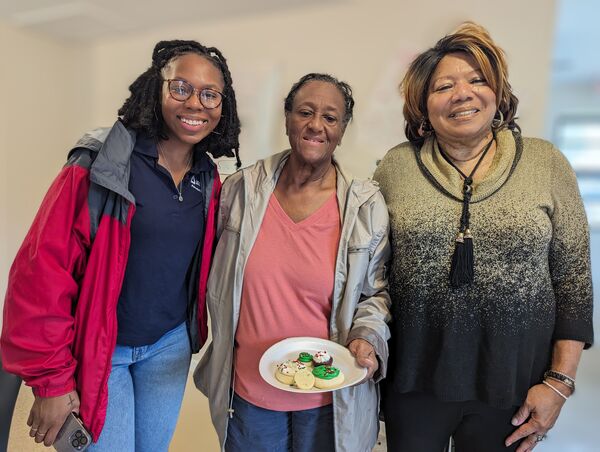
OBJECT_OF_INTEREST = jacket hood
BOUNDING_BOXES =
[69,121,137,204]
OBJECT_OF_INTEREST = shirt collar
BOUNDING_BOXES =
[133,133,157,158]
[191,149,215,174]
[133,134,215,174]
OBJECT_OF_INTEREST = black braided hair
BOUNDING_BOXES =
[118,39,241,166]
[284,73,355,126]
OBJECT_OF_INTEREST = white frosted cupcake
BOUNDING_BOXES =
[275,360,306,385]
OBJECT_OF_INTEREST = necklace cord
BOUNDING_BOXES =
[437,135,495,287]
[157,142,193,202]
[439,137,494,233]
[411,131,523,288]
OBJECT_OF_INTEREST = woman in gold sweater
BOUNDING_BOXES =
[374,22,593,452]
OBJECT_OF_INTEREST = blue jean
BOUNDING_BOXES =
[225,393,335,452]
[89,322,191,452]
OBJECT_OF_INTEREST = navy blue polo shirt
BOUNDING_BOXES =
[116,135,210,346]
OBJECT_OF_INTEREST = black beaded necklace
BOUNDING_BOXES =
[438,136,495,288]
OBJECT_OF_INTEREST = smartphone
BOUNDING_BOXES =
[53,413,92,452]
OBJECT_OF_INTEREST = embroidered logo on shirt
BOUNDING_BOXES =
[190,175,203,193]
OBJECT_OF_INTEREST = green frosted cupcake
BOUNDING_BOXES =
[312,365,345,389]
[298,352,313,367]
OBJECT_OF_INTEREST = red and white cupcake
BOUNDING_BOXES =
[312,350,333,367]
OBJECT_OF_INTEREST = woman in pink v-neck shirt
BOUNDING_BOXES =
[233,78,350,421]
[234,192,340,411]
[236,74,382,452]
[195,73,391,452]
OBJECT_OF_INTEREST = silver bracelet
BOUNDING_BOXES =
[542,380,568,400]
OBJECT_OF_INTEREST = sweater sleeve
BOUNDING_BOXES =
[1,163,91,396]
[548,148,594,348]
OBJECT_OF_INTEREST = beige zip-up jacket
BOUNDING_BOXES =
[194,150,391,452]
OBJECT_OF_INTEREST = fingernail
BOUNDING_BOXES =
[511,417,518,425]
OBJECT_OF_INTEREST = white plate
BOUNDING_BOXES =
[259,337,368,393]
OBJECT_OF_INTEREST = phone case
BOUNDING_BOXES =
[53,413,91,452]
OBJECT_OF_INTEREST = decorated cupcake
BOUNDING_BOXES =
[275,360,306,385]
[297,352,314,368]
[312,365,345,389]
[312,350,333,367]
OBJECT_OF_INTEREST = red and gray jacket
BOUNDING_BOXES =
[1,120,221,441]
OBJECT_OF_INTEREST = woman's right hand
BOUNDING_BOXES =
[505,383,568,451]
[27,390,80,447]
[348,338,379,380]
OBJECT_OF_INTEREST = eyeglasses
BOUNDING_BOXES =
[163,79,224,109]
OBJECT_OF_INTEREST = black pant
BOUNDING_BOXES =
[0,360,22,452]
[383,389,521,452]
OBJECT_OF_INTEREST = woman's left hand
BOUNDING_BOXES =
[348,339,379,380]
[505,383,568,451]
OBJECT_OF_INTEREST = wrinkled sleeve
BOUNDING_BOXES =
[346,192,392,381]
[549,148,594,348]
[215,172,241,240]
[1,163,91,397]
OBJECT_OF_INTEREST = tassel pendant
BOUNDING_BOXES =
[449,229,474,288]
[438,135,493,288]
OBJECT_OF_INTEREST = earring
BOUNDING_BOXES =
[419,118,434,136]
[492,110,504,129]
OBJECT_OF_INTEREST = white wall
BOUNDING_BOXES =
[88,0,556,177]
[0,27,8,326]
[0,23,92,326]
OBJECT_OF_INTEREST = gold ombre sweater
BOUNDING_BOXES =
[374,129,593,408]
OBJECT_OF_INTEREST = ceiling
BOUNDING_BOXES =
[0,0,334,41]
[1,0,598,83]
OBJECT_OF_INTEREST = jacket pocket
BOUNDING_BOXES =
[348,245,369,255]
[345,244,371,301]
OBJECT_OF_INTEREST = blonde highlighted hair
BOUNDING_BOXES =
[401,22,519,145]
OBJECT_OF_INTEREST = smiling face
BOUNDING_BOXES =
[285,80,347,167]
[161,53,224,149]
[427,52,497,148]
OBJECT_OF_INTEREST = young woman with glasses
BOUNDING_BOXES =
[1,39,240,451]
